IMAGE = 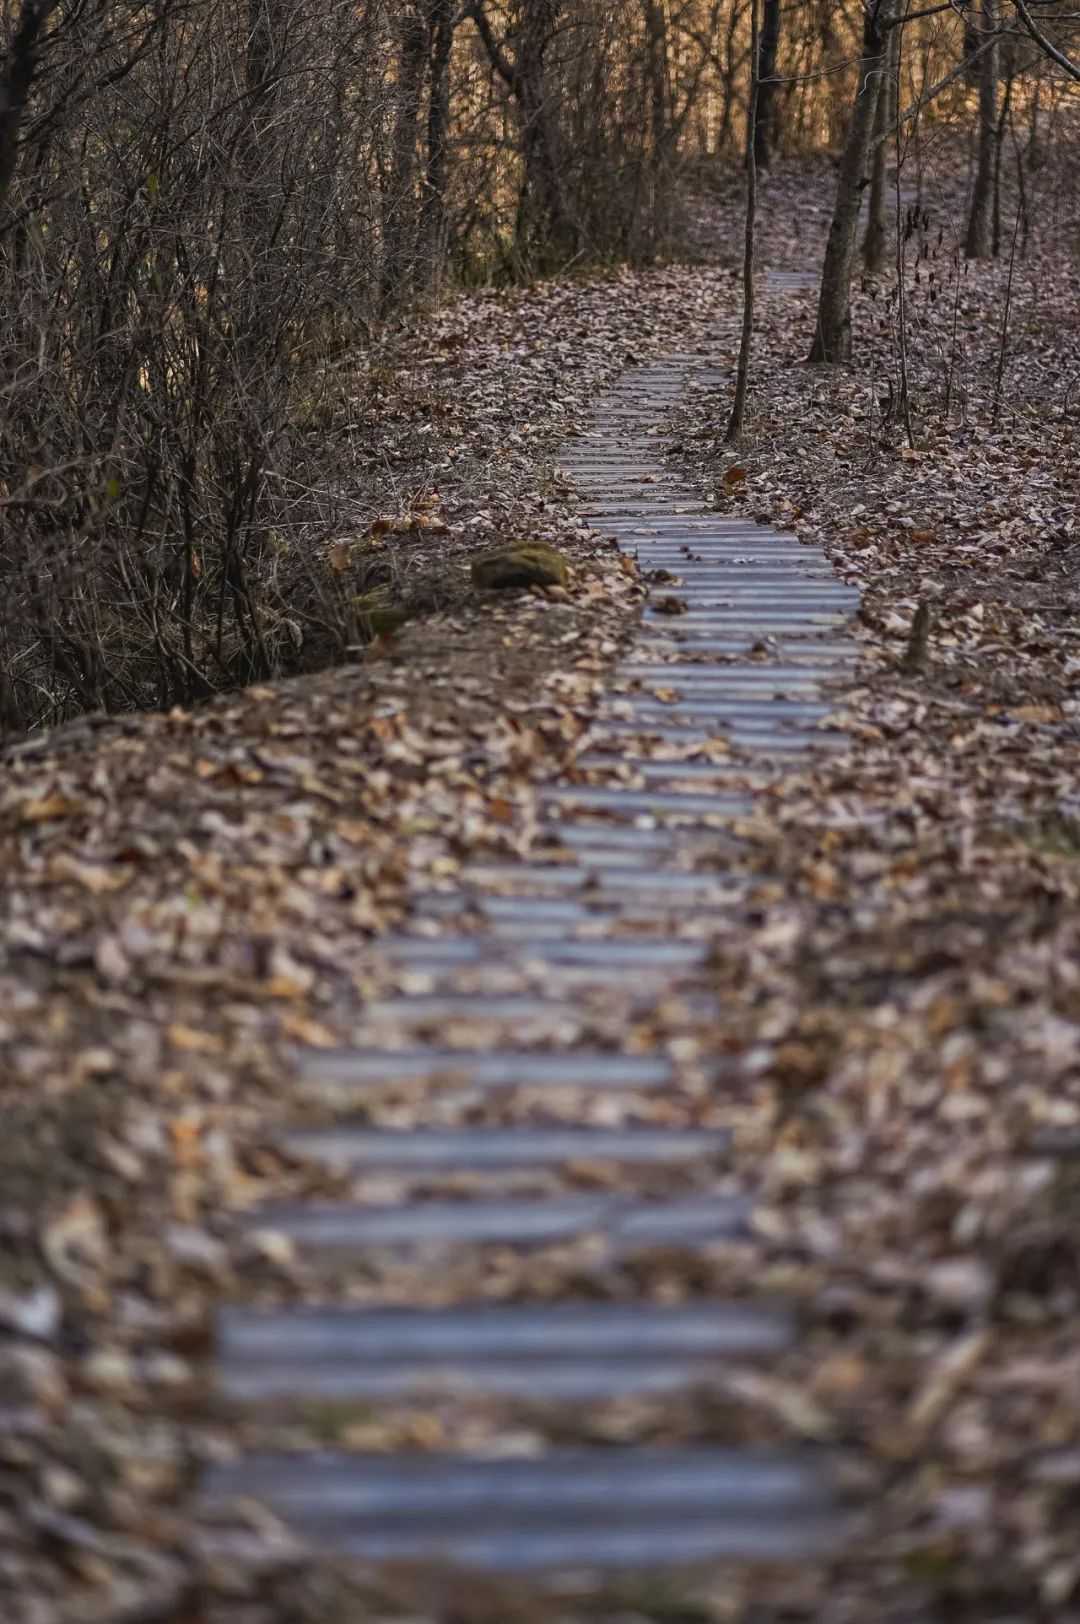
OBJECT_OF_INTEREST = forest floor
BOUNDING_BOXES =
[2,156,1080,1621]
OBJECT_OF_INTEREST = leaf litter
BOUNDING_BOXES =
[2,156,1080,1622]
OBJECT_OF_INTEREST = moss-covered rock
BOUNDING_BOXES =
[471,543,569,591]
[351,588,413,639]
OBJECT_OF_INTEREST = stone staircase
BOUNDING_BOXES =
[198,327,862,1582]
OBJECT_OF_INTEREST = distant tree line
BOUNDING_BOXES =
[0,0,1075,731]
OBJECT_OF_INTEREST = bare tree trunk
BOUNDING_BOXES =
[753,0,781,170]
[726,0,758,441]
[418,0,455,285]
[467,0,578,272]
[514,0,577,268]
[863,13,900,271]
[642,0,672,257]
[808,2,887,363]
[965,0,998,258]
[0,0,59,217]
[991,54,1013,257]
[381,2,431,308]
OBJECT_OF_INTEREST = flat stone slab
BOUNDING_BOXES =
[199,1448,846,1569]
[370,928,716,959]
[636,638,853,659]
[363,993,591,1026]
[457,862,746,897]
[573,757,770,786]
[601,700,831,725]
[630,659,834,686]
[537,787,752,818]
[299,1048,676,1093]
[593,701,832,728]
[215,1301,787,1403]
[621,663,841,684]
[419,894,610,921]
[642,616,849,635]
[279,1123,726,1169]
[640,569,837,585]
[243,1192,753,1251]
[591,721,825,743]
[545,822,682,852]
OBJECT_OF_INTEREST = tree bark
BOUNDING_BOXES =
[467,0,578,272]
[418,0,454,284]
[808,2,886,363]
[863,13,899,271]
[965,0,997,258]
[726,0,758,442]
[514,0,576,268]
[642,0,673,257]
[753,0,781,170]
[381,2,431,308]
[0,0,59,217]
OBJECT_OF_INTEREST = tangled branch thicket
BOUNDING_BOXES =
[0,0,1076,734]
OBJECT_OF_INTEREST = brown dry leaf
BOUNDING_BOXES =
[278,1011,339,1047]
[47,855,131,894]
[905,1330,991,1439]
[1008,704,1063,725]
[41,1193,109,1284]
[722,1371,836,1440]
[20,793,86,823]
[166,1024,223,1055]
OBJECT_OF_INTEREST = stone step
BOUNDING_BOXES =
[643,613,849,633]
[199,1448,847,1569]
[634,638,853,659]
[297,1047,677,1096]
[235,1191,753,1253]
[537,786,752,818]
[601,694,831,719]
[371,937,706,968]
[547,820,689,850]
[588,716,828,744]
[214,1300,788,1404]
[608,675,833,699]
[572,756,772,785]
[590,723,847,756]
[279,1122,726,1169]
[639,569,836,585]
[359,992,717,1033]
[455,862,746,898]
[620,661,841,684]
[416,893,714,929]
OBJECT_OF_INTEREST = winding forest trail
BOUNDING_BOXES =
[200,291,864,1582]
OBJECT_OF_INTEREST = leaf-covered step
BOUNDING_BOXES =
[279,1123,727,1170]
[199,1448,849,1569]
[237,1191,752,1253]
[214,1299,789,1403]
